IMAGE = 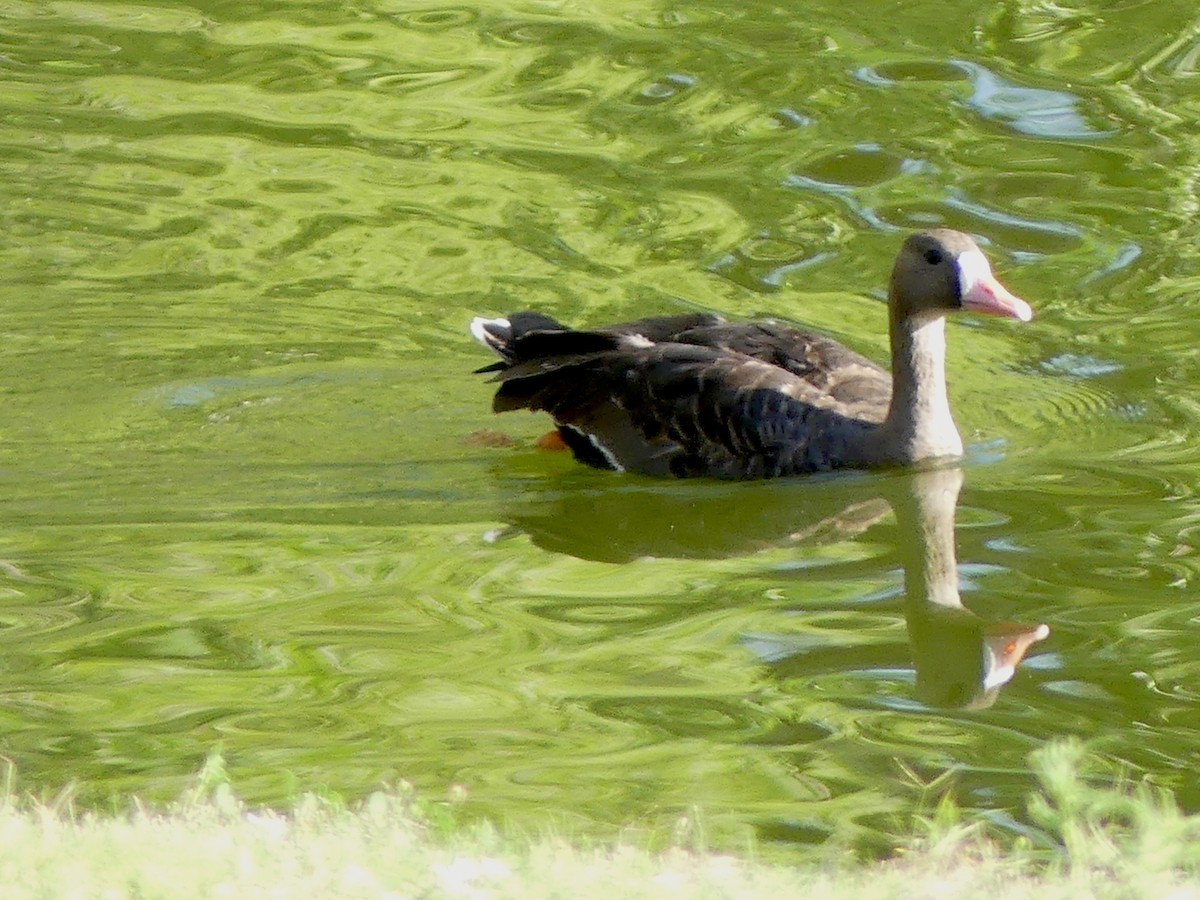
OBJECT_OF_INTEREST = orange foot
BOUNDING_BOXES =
[535,430,569,451]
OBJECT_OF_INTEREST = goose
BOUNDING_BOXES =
[470,229,1032,479]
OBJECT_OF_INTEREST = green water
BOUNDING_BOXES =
[3,0,1200,858]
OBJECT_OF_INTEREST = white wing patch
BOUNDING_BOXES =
[620,333,654,350]
[561,425,625,473]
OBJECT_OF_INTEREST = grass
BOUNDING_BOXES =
[0,741,1197,899]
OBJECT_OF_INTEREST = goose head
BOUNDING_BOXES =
[890,229,1033,323]
[876,229,1033,464]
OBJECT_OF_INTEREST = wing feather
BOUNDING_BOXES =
[490,331,886,478]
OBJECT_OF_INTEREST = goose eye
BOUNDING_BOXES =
[923,248,943,265]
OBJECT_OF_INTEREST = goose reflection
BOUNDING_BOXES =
[496,464,1047,708]
[893,467,1048,709]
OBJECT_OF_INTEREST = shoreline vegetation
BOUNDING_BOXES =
[2,741,1197,899]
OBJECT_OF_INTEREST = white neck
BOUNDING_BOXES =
[878,311,963,463]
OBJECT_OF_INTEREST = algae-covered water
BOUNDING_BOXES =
[3,0,1200,858]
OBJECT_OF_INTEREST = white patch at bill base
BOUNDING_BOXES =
[954,248,993,300]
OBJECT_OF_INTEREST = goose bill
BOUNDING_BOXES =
[981,623,1050,690]
[956,249,1034,322]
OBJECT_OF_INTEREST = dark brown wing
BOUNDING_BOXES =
[599,312,726,342]
[472,312,723,372]
[490,334,887,479]
[666,320,891,412]
[495,314,891,408]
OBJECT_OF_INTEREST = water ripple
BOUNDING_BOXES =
[3,0,1200,860]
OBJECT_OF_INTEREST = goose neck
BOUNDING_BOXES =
[882,310,963,461]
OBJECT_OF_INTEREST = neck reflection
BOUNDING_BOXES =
[896,467,1048,709]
